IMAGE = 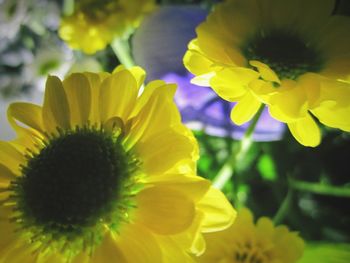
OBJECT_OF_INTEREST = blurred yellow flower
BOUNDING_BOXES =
[184,0,350,147]
[0,67,236,262]
[197,208,304,263]
[59,0,156,54]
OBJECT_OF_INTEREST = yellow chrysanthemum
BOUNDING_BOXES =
[0,66,236,262]
[184,0,350,147]
[59,0,156,54]
[197,208,304,263]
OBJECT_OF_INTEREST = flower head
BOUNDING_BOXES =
[198,208,304,263]
[59,0,156,54]
[184,0,350,147]
[133,5,285,141]
[0,67,235,262]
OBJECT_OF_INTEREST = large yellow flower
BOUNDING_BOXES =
[184,0,350,147]
[59,0,156,54]
[0,66,236,262]
[197,208,304,263]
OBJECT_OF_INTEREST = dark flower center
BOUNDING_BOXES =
[9,127,139,255]
[78,0,122,21]
[243,30,324,80]
[233,241,270,263]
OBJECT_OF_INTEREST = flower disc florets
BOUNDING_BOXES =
[243,31,324,81]
[8,126,139,256]
[184,0,350,147]
[0,67,236,262]
[78,0,122,22]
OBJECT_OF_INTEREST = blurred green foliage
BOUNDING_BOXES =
[195,128,350,243]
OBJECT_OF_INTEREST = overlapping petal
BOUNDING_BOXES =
[184,0,350,147]
[198,208,304,263]
[0,66,236,262]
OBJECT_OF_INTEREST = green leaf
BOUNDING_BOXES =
[298,243,350,263]
[257,153,277,181]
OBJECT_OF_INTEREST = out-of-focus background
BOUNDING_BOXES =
[0,0,349,247]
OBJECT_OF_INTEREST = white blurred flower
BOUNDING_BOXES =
[24,0,61,35]
[0,47,33,67]
[23,39,73,91]
[0,0,28,50]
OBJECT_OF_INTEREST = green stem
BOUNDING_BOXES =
[111,38,135,69]
[273,189,293,225]
[63,0,74,16]
[213,105,265,190]
[289,178,350,198]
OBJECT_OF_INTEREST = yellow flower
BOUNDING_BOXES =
[0,66,236,262]
[197,208,304,263]
[184,0,350,147]
[59,0,156,54]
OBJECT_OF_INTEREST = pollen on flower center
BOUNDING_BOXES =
[9,126,139,255]
[243,30,324,80]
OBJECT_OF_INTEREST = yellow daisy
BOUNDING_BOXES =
[184,0,350,147]
[59,0,156,54]
[0,66,236,262]
[197,208,304,263]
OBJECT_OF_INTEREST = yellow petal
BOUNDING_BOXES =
[103,116,125,135]
[7,103,44,134]
[0,220,35,263]
[317,16,350,66]
[250,60,280,83]
[269,80,309,122]
[273,227,305,262]
[0,242,37,263]
[83,72,109,123]
[198,187,236,233]
[287,114,321,147]
[265,0,333,38]
[249,79,276,104]
[191,72,216,87]
[124,84,180,149]
[146,173,210,203]
[136,186,195,235]
[317,78,350,109]
[99,70,138,122]
[137,129,195,175]
[0,141,24,174]
[0,207,16,251]
[113,65,146,90]
[63,73,91,126]
[297,73,321,108]
[312,105,350,132]
[256,217,275,240]
[118,223,162,262]
[183,41,214,76]
[230,92,262,125]
[210,67,259,101]
[37,252,65,263]
[90,232,127,263]
[0,164,16,200]
[42,76,70,132]
[130,80,168,117]
[172,211,206,256]
[156,236,197,263]
[196,13,248,66]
